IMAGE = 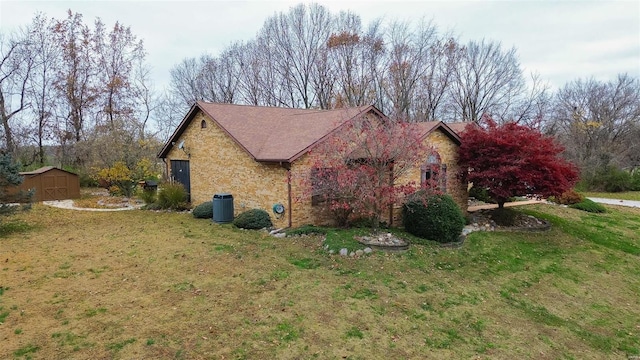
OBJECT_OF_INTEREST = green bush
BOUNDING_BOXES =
[580,165,633,192]
[286,225,327,236]
[156,182,189,210]
[192,201,213,219]
[402,192,465,244]
[233,209,273,230]
[569,198,607,213]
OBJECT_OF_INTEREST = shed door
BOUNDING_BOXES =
[42,174,69,201]
[170,160,191,201]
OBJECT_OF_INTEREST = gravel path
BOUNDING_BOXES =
[587,197,640,209]
[43,200,143,212]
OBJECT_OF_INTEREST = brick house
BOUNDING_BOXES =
[158,101,467,228]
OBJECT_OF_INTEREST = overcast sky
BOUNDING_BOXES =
[1,0,639,92]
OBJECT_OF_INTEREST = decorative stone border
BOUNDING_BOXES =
[355,233,410,252]
[495,219,552,232]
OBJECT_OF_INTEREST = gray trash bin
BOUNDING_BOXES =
[213,193,234,223]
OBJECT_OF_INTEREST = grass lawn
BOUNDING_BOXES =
[1,203,639,359]
[581,191,640,201]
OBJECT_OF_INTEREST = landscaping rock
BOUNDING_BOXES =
[355,249,364,256]
[363,247,373,254]
[339,248,348,256]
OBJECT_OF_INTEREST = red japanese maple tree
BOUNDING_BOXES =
[298,115,430,229]
[458,116,578,208]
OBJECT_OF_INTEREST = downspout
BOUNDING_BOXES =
[281,162,293,228]
[389,163,394,227]
[288,170,292,228]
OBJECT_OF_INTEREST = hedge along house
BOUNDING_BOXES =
[158,101,467,228]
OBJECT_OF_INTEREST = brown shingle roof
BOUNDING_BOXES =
[414,121,462,145]
[445,122,473,136]
[158,102,379,162]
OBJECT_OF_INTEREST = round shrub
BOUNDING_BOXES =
[556,189,584,205]
[192,201,213,219]
[233,209,273,229]
[402,192,465,243]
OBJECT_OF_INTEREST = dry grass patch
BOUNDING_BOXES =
[73,188,141,209]
[0,204,638,359]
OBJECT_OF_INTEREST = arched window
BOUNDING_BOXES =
[420,151,446,192]
[200,119,207,129]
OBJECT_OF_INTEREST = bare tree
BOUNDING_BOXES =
[93,19,146,130]
[52,10,97,146]
[169,57,201,108]
[0,30,33,155]
[382,19,437,121]
[259,3,333,108]
[414,37,460,122]
[327,13,384,108]
[449,39,525,123]
[133,61,156,139]
[552,74,640,172]
[26,13,61,165]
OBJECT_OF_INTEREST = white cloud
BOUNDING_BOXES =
[1,0,638,90]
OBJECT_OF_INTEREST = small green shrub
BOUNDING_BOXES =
[192,201,213,219]
[156,182,189,210]
[402,192,465,244]
[580,165,634,192]
[286,224,327,236]
[233,209,273,229]
[138,188,157,205]
[569,198,607,213]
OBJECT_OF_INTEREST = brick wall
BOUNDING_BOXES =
[165,111,467,229]
[393,128,468,225]
[165,110,290,228]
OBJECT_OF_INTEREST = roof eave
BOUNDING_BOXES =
[157,103,200,159]
[157,101,260,162]
[420,121,462,145]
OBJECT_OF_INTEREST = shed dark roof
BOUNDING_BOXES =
[158,102,382,162]
[19,166,78,176]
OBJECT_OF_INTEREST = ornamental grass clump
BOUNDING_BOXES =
[156,182,189,211]
[402,192,465,244]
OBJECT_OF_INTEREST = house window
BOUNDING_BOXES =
[421,151,447,192]
[311,167,337,206]
[201,119,207,129]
